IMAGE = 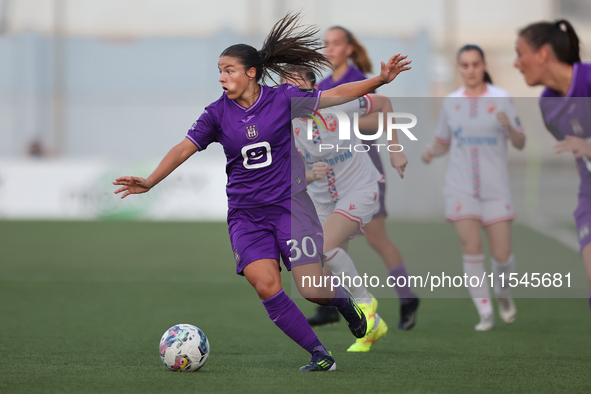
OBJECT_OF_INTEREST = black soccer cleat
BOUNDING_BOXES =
[307,305,340,327]
[398,297,420,331]
[299,351,336,372]
[337,288,367,338]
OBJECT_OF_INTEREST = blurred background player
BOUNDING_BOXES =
[514,19,591,311]
[308,25,420,331]
[286,68,406,351]
[422,44,526,331]
[113,13,411,371]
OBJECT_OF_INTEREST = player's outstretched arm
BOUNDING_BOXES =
[318,53,411,108]
[113,138,199,199]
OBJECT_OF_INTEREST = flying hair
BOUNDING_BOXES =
[220,12,330,84]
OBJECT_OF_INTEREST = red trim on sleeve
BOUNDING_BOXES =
[364,95,373,115]
[435,136,451,145]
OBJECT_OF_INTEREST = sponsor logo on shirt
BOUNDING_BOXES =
[454,127,497,147]
[245,124,259,139]
[349,203,356,210]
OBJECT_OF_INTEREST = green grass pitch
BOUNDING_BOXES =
[1,220,590,393]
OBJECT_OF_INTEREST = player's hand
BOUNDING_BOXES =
[390,151,408,179]
[496,112,511,129]
[421,147,433,164]
[555,135,591,159]
[310,162,328,181]
[378,53,412,84]
[113,176,153,199]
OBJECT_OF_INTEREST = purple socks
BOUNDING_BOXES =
[262,289,327,355]
[388,264,416,305]
[322,284,348,309]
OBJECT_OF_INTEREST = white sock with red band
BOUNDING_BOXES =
[325,247,372,305]
[462,254,492,317]
[491,254,515,298]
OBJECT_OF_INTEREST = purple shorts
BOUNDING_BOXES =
[227,190,325,275]
[372,181,387,219]
[574,194,591,252]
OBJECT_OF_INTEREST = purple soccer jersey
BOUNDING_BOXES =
[540,62,591,249]
[318,64,369,91]
[187,83,320,208]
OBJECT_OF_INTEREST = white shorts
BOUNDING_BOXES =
[445,194,516,226]
[313,185,380,236]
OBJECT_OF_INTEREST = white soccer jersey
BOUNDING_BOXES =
[293,95,383,204]
[435,84,524,200]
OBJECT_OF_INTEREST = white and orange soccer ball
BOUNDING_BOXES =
[159,324,209,372]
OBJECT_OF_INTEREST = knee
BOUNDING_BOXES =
[251,276,282,300]
[491,249,511,264]
[365,230,393,254]
[460,239,483,255]
[365,231,382,251]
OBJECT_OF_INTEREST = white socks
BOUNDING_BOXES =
[462,254,492,317]
[325,247,372,305]
[491,254,515,298]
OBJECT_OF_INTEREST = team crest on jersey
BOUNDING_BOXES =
[325,115,338,133]
[571,119,584,136]
[245,124,259,139]
[486,101,496,114]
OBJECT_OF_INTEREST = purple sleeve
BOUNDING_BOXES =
[280,83,321,118]
[186,108,218,151]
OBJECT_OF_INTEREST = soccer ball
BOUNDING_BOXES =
[159,324,209,372]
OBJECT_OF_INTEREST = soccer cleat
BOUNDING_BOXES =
[337,288,368,338]
[347,315,388,352]
[299,351,336,372]
[398,297,420,330]
[498,297,516,323]
[307,305,340,327]
[357,296,378,334]
[474,314,494,331]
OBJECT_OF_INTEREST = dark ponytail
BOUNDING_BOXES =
[220,13,331,84]
[519,19,580,65]
[328,26,373,74]
[457,44,493,84]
